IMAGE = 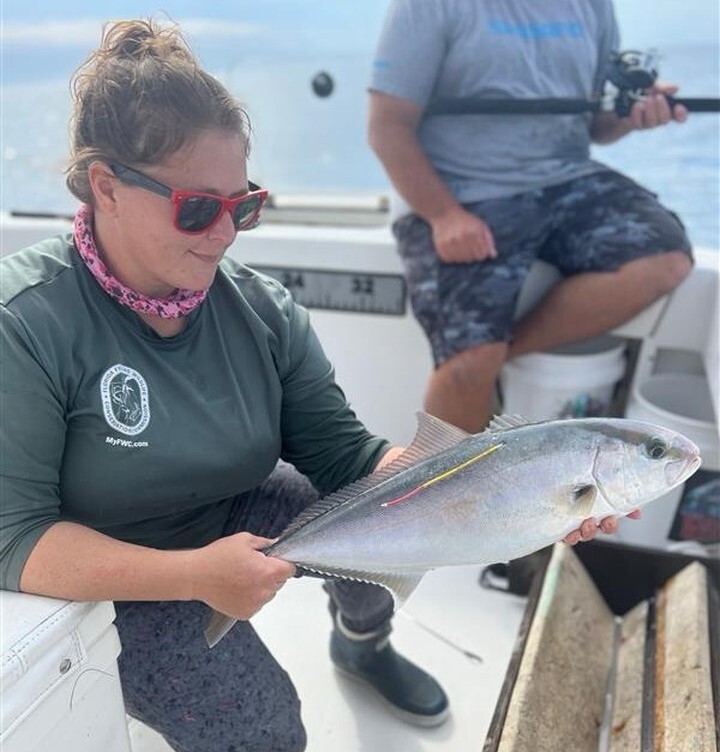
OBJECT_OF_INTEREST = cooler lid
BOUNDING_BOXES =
[0,593,117,736]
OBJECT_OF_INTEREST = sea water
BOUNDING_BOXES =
[1,16,717,250]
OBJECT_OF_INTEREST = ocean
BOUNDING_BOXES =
[1,30,718,249]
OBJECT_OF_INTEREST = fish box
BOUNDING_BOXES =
[483,540,720,752]
[0,592,132,752]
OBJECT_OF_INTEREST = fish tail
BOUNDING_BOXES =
[204,610,237,648]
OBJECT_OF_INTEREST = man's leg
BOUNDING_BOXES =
[393,202,542,432]
[511,170,693,358]
[509,251,691,357]
[424,341,508,432]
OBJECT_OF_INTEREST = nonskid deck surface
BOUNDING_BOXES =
[128,566,525,752]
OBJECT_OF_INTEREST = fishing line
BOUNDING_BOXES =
[397,610,484,665]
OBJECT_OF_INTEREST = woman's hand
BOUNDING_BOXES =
[563,509,642,546]
[190,532,296,620]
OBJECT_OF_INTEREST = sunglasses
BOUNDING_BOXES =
[110,163,269,235]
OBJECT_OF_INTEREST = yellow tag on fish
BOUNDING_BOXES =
[382,443,504,508]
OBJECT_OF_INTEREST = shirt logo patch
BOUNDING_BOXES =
[100,364,151,436]
[488,19,584,40]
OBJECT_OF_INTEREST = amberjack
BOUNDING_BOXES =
[205,413,701,647]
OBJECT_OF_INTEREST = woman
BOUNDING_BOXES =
[0,18,618,751]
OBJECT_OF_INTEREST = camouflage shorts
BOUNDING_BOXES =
[393,168,693,366]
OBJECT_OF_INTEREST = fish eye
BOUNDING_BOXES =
[646,437,667,460]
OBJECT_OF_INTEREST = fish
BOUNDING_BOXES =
[205,412,701,647]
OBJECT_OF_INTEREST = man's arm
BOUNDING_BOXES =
[368,90,496,263]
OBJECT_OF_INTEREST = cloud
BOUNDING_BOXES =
[0,18,261,47]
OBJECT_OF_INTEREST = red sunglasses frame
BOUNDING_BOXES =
[110,162,269,235]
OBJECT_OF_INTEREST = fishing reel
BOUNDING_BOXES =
[605,49,660,116]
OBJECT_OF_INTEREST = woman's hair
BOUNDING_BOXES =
[66,18,251,204]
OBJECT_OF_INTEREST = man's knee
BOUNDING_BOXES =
[620,251,692,297]
[654,251,693,293]
[436,341,507,389]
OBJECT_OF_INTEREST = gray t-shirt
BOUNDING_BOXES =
[370,0,620,218]
[0,235,389,591]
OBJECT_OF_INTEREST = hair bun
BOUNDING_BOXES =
[100,18,193,64]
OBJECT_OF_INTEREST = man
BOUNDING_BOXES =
[368,0,692,432]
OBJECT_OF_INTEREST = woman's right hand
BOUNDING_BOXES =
[190,532,296,620]
[431,206,497,263]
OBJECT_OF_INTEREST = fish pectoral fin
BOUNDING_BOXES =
[571,483,598,516]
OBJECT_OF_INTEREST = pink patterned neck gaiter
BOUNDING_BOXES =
[73,204,208,319]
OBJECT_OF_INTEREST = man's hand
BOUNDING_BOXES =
[629,83,688,130]
[430,206,498,263]
[591,82,688,144]
[563,509,642,546]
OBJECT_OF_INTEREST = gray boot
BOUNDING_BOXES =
[329,612,450,727]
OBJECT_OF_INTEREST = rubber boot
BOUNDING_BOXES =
[329,612,450,727]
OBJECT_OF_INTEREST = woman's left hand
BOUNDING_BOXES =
[563,509,641,546]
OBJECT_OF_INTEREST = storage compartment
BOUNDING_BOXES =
[0,593,131,752]
[483,541,719,752]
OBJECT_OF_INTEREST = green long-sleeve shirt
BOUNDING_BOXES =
[0,234,390,590]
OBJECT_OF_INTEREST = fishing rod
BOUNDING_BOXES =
[426,50,720,118]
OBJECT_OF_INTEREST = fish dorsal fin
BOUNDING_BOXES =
[382,412,471,472]
[271,413,470,544]
[330,412,470,491]
[486,413,532,432]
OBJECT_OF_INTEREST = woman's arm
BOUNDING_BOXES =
[20,521,296,620]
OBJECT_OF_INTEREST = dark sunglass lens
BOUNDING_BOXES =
[233,195,262,229]
[176,196,222,232]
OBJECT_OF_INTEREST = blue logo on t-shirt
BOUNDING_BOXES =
[488,19,584,40]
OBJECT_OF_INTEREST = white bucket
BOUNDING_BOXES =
[625,373,719,471]
[499,334,626,421]
[617,371,720,549]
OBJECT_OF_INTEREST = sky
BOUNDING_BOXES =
[0,0,717,235]
[0,0,718,85]
[0,1,391,84]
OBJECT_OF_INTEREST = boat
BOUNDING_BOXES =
[1,6,718,750]
[1,203,718,752]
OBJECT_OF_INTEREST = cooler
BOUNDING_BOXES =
[0,592,131,752]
